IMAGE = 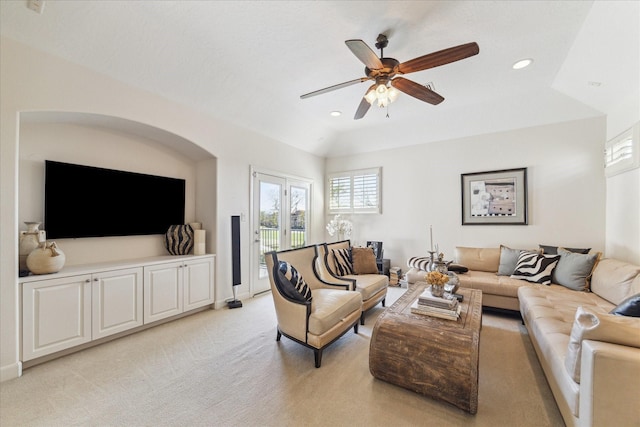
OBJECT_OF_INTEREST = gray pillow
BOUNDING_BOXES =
[498,245,537,276]
[552,247,600,291]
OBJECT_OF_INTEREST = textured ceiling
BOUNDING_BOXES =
[1,1,638,157]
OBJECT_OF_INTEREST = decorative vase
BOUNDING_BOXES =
[164,224,194,255]
[19,221,46,272]
[26,241,65,275]
[194,229,206,255]
[430,283,445,298]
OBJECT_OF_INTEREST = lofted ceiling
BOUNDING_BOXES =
[1,1,638,158]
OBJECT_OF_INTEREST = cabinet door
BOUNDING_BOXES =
[22,275,92,361]
[92,267,143,339]
[183,257,214,311]
[144,261,183,323]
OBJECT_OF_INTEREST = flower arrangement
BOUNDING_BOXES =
[425,270,450,286]
[326,215,353,238]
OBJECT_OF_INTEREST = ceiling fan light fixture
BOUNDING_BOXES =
[365,83,398,107]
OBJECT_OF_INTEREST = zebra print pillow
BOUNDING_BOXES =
[510,251,561,285]
[278,261,312,301]
[331,248,354,276]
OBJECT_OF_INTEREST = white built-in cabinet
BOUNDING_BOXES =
[143,257,214,323]
[20,255,215,362]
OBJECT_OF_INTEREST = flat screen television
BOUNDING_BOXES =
[44,160,186,239]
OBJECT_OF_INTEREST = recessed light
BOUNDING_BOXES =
[330,111,342,117]
[512,58,533,70]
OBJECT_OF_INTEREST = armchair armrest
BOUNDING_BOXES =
[579,340,640,426]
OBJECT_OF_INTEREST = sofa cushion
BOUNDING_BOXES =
[539,244,591,255]
[351,247,378,274]
[553,248,601,292]
[278,261,312,302]
[497,245,539,276]
[590,258,640,305]
[457,270,528,298]
[610,293,640,317]
[511,252,561,285]
[565,306,640,383]
[454,246,500,273]
[331,248,354,276]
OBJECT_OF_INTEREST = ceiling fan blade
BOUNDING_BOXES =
[345,39,384,70]
[300,78,369,99]
[354,97,371,120]
[391,77,444,105]
[397,42,479,75]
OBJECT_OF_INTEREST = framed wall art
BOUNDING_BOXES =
[461,167,528,225]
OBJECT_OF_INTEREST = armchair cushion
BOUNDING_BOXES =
[278,261,312,302]
[331,248,354,276]
[351,247,379,274]
[308,289,362,335]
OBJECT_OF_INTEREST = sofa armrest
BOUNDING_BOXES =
[579,340,640,427]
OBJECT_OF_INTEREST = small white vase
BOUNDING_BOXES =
[27,241,65,275]
[19,222,45,271]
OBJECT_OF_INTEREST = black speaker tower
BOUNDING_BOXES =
[228,215,243,308]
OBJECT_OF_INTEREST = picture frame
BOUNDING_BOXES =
[461,167,528,225]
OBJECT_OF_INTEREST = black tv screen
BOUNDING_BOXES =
[45,160,186,239]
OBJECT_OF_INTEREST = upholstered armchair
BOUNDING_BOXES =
[317,240,389,325]
[265,244,362,368]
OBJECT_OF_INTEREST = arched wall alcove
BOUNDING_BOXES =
[18,111,217,266]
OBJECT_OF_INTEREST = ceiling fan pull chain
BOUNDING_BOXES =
[386,105,390,118]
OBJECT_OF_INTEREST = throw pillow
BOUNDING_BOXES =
[539,244,591,255]
[497,245,540,276]
[331,248,354,276]
[351,247,379,275]
[510,252,561,285]
[565,306,640,383]
[278,261,312,302]
[447,263,469,274]
[610,293,640,317]
[553,248,601,291]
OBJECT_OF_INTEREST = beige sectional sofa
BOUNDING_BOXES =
[405,246,640,426]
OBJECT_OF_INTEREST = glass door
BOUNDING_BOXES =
[251,172,310,295]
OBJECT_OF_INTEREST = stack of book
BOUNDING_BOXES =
[389,267,402,286]
[410,287,461,320]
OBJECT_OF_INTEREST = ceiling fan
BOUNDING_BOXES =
[300,34,479,120]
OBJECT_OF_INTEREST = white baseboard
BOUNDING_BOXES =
[1,361,22,382]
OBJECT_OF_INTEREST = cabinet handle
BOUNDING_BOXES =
[85,279,91,283]
[94,278,99,282]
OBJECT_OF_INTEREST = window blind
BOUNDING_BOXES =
[328,167,381,214]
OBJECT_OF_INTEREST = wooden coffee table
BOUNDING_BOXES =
[369,282,483,414]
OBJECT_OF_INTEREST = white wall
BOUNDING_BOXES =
[0,37,326,381]
[604,101,640,264]
[326,117,608,269]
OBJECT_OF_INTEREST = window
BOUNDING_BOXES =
[605,122,639,177]
[328,167,381,214]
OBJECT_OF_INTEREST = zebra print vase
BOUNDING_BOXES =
[164,224,194,255]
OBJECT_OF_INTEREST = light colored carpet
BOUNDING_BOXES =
[0,287,563,426]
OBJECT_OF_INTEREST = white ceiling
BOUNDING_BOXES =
[1,1,638,158]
